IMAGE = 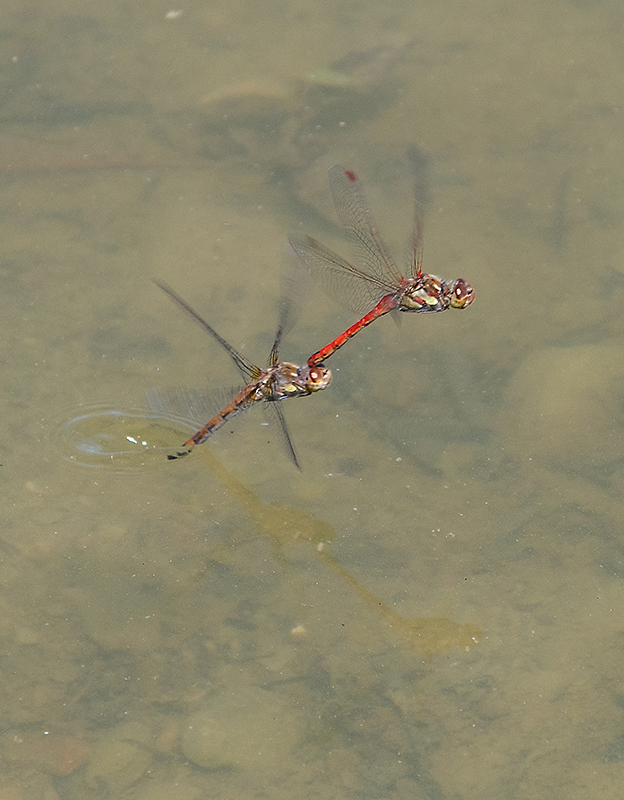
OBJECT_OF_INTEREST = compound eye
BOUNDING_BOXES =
[450,278,475,308]
[308,365,330,388]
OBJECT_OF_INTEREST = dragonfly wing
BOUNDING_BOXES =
[288,233,390,317]
[268,335,280,370]
[409,199,425,279]
[389,307,402,328]
[276,247,304,341]
[148,384,302,469]
[328,165,403,286]
[264,398,300,470]
[406,147,428,278]
[146,385,245,431]
[269,270,295,369]
[153,280,260,383]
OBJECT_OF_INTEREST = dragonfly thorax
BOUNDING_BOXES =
[400,274,449,312]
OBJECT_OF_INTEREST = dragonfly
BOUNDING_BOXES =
[289,160,475,367]
[148,281,331,467]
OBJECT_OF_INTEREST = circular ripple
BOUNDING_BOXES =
[54,404,193,472]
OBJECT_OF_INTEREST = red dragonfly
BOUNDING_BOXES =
[148,281,331,467]
[289,162,475,367]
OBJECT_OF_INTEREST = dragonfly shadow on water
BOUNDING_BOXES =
[193,445,482,659]
[55,404,481,657]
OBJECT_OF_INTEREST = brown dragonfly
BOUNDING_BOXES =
[149,281,331,468]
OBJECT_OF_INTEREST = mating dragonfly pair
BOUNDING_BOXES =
[150,163,474,468]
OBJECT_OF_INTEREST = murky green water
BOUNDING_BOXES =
[2,0,624,798]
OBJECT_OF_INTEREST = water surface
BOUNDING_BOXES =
[2,0,624,798]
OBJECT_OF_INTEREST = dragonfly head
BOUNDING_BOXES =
[448,277,475,309]
[304,364,332,393]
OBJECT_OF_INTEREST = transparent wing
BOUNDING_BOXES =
[406,147,429,279]
[153,280,261,382]
[288,233,392,317]
[269,277,300,370]
[146,385,245,431]
[264,398,300,470]
[148,385,302,469]
[328,164,403,286]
